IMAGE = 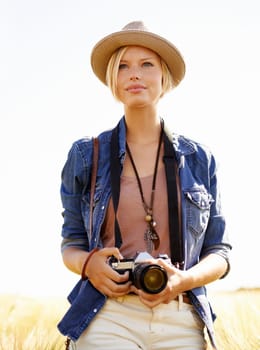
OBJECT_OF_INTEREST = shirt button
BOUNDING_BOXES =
[93,308,97,313]
[101,206,105,210]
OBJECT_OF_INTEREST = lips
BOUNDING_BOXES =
[126,84,146,93]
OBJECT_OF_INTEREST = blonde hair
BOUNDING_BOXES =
[106,46,174,100]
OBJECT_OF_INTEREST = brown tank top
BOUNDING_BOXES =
[101,166,170,258]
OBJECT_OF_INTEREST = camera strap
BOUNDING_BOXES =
[110,121,184,268]
[162,129,184,269]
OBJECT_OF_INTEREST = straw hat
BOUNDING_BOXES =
[91,21,185,87]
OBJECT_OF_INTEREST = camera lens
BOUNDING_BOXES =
[133,263,168,294]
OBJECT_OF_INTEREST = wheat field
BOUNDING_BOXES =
[0,289,259,350]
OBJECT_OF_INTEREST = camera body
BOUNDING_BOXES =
[109,251,170,294]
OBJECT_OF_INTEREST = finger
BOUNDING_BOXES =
[100,247,123,260]
[109,270,130,283]
[130,285,139,294]
[100,280,131,297]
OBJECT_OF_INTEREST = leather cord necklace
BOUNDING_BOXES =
[125,123,164,253]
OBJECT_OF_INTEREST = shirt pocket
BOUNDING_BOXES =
[184,187,213,238]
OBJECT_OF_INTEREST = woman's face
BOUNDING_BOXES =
[116,46,163,108]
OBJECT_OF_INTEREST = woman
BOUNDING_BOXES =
[58,21,232,350]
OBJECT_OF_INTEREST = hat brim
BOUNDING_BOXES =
[91,30,185,87]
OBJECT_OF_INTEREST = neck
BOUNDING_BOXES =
[124,108,162,145]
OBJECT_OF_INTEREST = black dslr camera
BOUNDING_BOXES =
[109,252,170,294]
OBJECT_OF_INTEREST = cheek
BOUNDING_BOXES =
[151,78,163,96]
[148,71,163,88]
[117,69,127,84]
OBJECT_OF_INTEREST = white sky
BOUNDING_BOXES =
[1,0,259,297]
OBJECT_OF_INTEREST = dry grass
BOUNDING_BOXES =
[0,294,67,350]
[209,289,260,349]
[0,289,259,349]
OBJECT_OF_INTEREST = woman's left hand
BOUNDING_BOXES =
[130,258,191,308]
[130,253,228,307]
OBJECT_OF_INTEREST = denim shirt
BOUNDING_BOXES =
[57,117,231,349]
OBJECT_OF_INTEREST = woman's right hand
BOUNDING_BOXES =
[84,247,132,297]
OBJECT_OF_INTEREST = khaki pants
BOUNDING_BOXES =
[73,294,207,350]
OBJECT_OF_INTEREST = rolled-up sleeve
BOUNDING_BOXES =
[200,153,232,277]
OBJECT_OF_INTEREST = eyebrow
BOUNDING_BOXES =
[120,56,156,63]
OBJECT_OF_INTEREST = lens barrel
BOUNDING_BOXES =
[133,263,168,294]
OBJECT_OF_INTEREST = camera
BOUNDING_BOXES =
[109,251,170,294]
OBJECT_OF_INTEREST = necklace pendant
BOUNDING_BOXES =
[144,227,160,251]
[144,229,154,254]
[147,239,153,254]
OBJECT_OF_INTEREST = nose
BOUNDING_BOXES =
[130,75,139,81]
[129,66,140,81]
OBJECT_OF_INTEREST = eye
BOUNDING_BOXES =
[142,61,154,67]
[119,63,128,70]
